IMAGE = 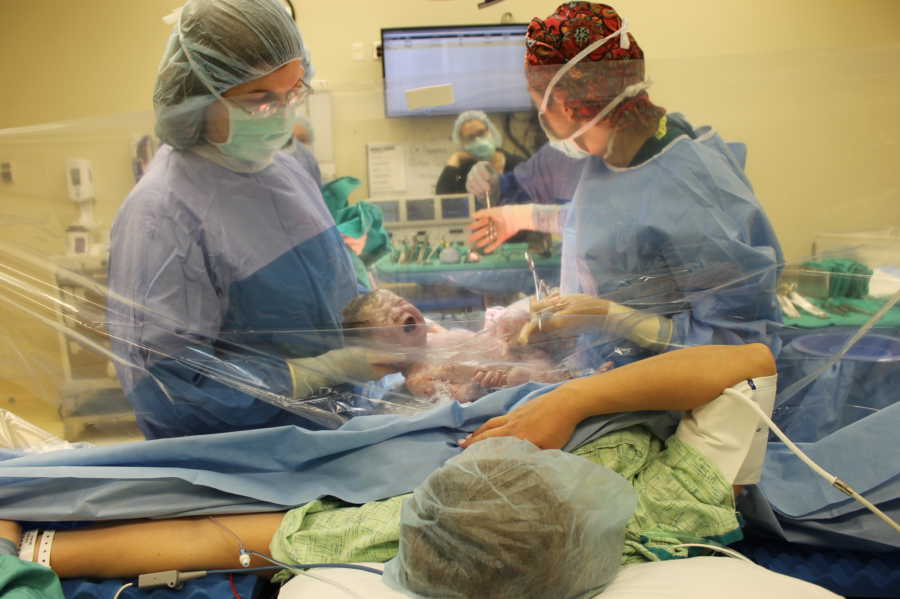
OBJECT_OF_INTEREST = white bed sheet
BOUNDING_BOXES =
[277,556,842,598]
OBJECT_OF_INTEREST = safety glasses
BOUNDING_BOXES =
[228,79,313,117]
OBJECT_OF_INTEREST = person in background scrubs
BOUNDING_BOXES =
[108,0,403,439]
[283,114,322,187]
[435,110,525,195]
[471,2,783,366]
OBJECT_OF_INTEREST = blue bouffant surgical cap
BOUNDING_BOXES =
[451,109,502,148]
[383,437,637,599]
[153,0,312,149]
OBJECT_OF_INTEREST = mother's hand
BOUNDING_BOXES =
[459,389,583,450]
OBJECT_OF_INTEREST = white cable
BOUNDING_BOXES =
[298,570,366,599]
[722,388,900,535]
[670,543,753,563]
[207,517,251,567]
[112,582,133,599]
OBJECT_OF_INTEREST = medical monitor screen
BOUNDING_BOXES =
[375,201,400,223]
[407,199,436,221]
[381,24,532,118]
[441,196,469,219]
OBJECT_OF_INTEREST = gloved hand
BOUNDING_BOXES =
[517,293,673,351]
[465,161,500,201]
[517,293,610,346]
[468,204,536,254]
[287,346,408,399]
[341,233,367,256]
[468,204,563,254]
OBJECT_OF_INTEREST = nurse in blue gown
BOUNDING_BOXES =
[470,2,783,365]
[108,0,399,439]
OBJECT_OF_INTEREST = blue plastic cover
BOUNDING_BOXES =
[0,384,675,522]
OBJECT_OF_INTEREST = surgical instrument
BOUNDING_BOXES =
[525,250,552,331]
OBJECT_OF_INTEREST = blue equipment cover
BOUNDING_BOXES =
[62,575,266,599]
[738,332,900,553]
[0,383,674,522]
[734,538,900,598]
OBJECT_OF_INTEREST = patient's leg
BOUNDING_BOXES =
[16,512,284,579]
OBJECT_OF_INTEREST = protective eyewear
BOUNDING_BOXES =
[228,80,313,117]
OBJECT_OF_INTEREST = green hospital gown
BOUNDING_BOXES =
[270,426,741,572]
[0,539,65,599]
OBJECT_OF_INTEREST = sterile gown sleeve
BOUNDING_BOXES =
[501,144,588,206]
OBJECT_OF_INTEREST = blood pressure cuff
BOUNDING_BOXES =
[675,374,777,485]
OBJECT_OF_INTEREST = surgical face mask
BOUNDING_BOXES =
[213,101,296,166]
[465,135,497,161]
[540,116,594,160]
[537,19,651,161]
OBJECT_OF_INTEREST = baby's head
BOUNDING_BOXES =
[342,289,428,349]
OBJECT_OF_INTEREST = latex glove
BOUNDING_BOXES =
[459,390,581,450]
[341,233,367,256]
[517,293,611,346]
[518,294,673,351]
[465,161,500,200]
[287,347,407,399]
[468,204,536,254]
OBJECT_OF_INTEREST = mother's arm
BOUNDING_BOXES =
[461,343,775,449]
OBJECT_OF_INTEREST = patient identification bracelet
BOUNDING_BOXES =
[18,529,38,562]
[37,530,55,568]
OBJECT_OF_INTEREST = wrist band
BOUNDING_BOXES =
[18,529,38,562]
[37,530,55,568]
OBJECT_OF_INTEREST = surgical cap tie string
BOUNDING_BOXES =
[556,80,653,145]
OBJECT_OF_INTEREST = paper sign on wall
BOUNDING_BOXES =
[367,143,407,196]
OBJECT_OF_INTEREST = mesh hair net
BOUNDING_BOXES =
[451,109,503,148]
[153,0,311,149]
[383,437,637,599]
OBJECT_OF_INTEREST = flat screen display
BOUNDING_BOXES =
[407,198,436,221]
[441,196,470,219]
[374,200,400,223]
[381,24,532,118]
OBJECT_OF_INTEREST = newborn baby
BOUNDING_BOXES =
[342,289,569,402]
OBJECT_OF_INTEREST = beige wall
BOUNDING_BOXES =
[2,0,898,257]
[0,0,898,399]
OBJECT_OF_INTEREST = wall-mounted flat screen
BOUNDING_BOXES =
[381,24,531,117]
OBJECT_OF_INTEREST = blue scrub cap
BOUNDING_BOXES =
[451,110,502,148]
[383,437,636,599]
[153,0,312,149]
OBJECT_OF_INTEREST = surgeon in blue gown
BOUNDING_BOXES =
[108,0,400,439]
[470,2,783,365]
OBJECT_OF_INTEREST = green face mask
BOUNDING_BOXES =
[465,135,496,161]
[213,102,295,165]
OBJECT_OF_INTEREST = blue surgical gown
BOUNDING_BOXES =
[499,144,587,206]
[286,140,322,188]
[562,114,783,361]
[108,145,359,439]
